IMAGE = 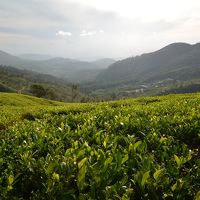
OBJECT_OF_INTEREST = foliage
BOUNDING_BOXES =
[0,92,200,199]
[0,83,15,93]
[29,84,47,98]
[0,65,85,102]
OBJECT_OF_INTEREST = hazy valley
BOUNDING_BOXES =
[1,42,200,101]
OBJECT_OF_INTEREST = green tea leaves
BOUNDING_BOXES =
[0,93,200,199]
[153,168,164,181]
[78,158,87,191]
[141,171,150,187]
[174,155,181,167]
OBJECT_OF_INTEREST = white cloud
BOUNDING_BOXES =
[80,30,96,37]
[99,29,105,33]
[67,0,200,21]
[56,30,72,36]
[1,0,200,59]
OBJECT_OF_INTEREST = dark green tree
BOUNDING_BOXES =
[29,84,47,98]
[71,84,79,102]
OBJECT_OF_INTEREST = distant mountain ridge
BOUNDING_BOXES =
[0,65,84,102]
[96,42,200,84]
[18,53,53,61]
[0,50,22,66]
[0,51,114,82]
[1,42,200,92]
[91,58,116,69]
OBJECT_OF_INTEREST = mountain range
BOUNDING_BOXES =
[1,42,200,100]
[96,42,200,84]
[0,50,115,82]
[18,54,53,61]
[2,42,200,86]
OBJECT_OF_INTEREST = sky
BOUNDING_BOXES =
[0,0,200,60]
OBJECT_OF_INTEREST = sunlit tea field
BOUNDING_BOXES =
[0,93,200,199]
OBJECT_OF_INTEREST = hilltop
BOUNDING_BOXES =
[96,42,200,83]
[82,42,200,98]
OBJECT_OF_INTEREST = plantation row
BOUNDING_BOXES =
[0,93,200,199]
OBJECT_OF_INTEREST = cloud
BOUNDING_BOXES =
[80,30,97,37]
[0,0,200,59]
[56,30,72,36]
[99,29,105,33]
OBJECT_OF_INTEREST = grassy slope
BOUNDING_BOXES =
[0,92,200,199]
[0,93,66,129]
[0,65,85,102]
[1,92,200,129]
[0,93,65,106]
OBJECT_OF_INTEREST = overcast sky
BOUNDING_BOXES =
[0,0,200,60]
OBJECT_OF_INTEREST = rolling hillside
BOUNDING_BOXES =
[0,65,85,102]
[0,93,64,107]
[0,92,199,199]
[0,50,22,66]
[96,42,200,84]
[0,93,66,129]
[0,51,114,82]
[91,58,116,69]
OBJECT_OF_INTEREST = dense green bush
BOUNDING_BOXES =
[0,93,200,199]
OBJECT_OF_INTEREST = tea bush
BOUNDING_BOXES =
[0,93,200,199]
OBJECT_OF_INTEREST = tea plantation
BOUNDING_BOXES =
[0,93,200,199]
